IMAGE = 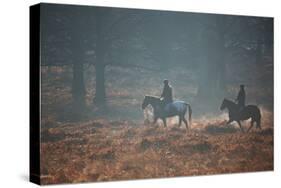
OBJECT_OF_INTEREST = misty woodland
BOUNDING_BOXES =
[39,4,273,184]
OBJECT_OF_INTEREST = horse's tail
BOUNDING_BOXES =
[185,103,192,124]
[256,108,262,129]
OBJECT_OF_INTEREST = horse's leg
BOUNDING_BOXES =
[257,121,262,130]
[183,117,188,130]
[152,116,158,125]
[225,119,233,126]
[256,118,262,130]
[247,120,254,133]
[162,118,167,128]
[178,115,182,127]
[237,121,244,132]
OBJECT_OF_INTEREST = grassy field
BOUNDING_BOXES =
[40,65,273,184]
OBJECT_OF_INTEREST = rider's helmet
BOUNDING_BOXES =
[163,79,169,85]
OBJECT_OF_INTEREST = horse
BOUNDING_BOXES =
[142,95,192,129]
[220,98,261,132]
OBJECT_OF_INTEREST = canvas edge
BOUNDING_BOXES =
[29,3,41,185]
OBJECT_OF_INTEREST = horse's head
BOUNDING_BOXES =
[220,98,227,110]
[142,95,160,110]
[220,98,236,111]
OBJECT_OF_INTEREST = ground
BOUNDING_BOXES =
[40,114,273,184]
[39,65,273,184]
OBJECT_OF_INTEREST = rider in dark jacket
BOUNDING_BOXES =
[161,79,173,106]
[236,84,245,110]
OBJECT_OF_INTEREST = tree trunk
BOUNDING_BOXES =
[198,53,226,97]
[72,62,85,108]
[93,9,107,106]
[93,64,106,105]
[196,20,227,108]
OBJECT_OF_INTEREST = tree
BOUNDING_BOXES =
[196,15,230,102]
[41,5,147,108]
[91,7,143,106]
[41,4,95,109]
[194,14,273,108]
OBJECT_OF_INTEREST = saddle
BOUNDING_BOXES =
[163,101,184,112]
[164,103,172,112]
[236,105,246,120]
[238,105,245,113]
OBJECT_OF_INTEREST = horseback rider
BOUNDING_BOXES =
[236,84,246,111]
[160,79,173,110]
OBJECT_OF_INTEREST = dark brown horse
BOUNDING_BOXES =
[220,98,261,132]
[142,95,192,129]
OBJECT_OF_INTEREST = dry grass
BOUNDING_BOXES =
[39,65,273,185]
[40,112,273,184]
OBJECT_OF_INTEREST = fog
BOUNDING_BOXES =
[40,3,273,121]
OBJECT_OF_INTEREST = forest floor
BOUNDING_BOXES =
[39,65,273,184]
[40,110,273,184]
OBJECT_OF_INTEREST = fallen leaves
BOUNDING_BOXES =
[40,114,273,185]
